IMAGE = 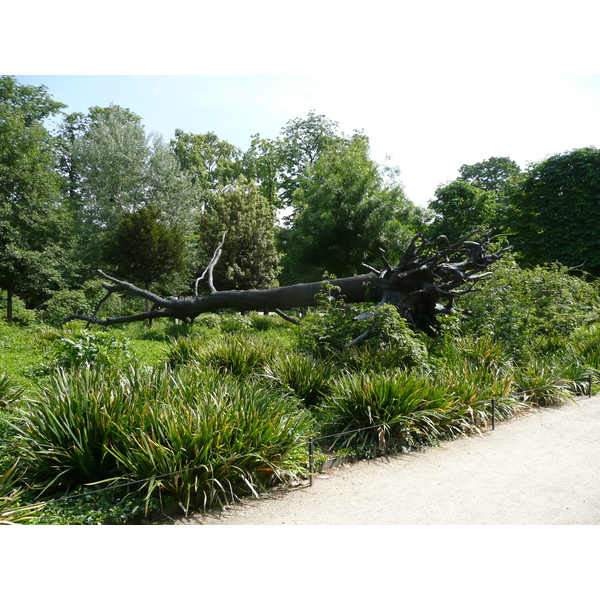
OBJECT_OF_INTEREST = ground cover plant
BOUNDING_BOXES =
[1,257,600,523]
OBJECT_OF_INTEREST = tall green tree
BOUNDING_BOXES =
[458,157,521,193]
[281,133,422,283]
[0,76,71,320]
[506,147,600,274]
[103,204,186,294]
[196,177,281,291]
[426,179,496,241]
[61,105,197,273]
[69,104,149,232]
[170,130,243,196]
[276,111,343,209]
[242,133,282,207]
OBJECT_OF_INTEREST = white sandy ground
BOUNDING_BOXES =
[170,393,600,526]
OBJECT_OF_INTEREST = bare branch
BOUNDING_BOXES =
[195,231,227,295]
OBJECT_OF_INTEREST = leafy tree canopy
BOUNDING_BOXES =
[170,129,243,194]
[196,177,281,291]
[280,133,424,283]
[426,179,496,241]
[506,147,600,275]
[458,156,521,193]
[0,76,72,318]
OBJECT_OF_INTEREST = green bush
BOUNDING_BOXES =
[459,257,600,354]
[297,288,428,371]
[42,289,92,327]
[47,330,133,371]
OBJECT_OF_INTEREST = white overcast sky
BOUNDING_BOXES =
[6,2,600,207]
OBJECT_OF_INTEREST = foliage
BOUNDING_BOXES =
[275,110,343,208]
[103,203,187,291]
[281,134,421,283]
[458,255,600,355]
[44,330,133,371]
[321,370,456,455]
[196,177,281,291]
[0,76,73,319]
[263,352,335,408]
[297,282,428,371]
[512,357,575,407]
[64,105,197,270]
[10,364,313,512]
[0,463,41,524]
[458,156,521,193]
[506,147,600,275]
[0,373,26,408]
[198,334,276,378]
[426,179,496,241]
[170,129,243,192]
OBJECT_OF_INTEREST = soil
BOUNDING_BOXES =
[168,393,600,525]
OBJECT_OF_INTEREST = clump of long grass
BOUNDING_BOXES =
[0,463,40,524]
[10,363,313,513]
[163,334,204,367]
[0,373,26,408]
[512,357,574,407]
[113,369,313,511]
[262,352,335,407]
[10,365,140,489]
[321,370,459,455]
[195,334,277,378]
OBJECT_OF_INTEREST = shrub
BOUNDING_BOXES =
[47,330,133,371]
[459,257,600,354]
[42,289,92,327]
[297,286,428,371]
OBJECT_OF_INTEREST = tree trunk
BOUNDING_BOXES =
[6,289,13,323]
[65,231,511,339]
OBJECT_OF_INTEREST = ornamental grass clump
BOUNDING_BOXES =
[513,357,574,407]
[163,334,205,367]
[0,373,25,408]
[10,365,141,489]
[196,334,277,379]
[11,363,313,514]
[262,352,335,408]
[110,367,313,512]
[321,370,458,455]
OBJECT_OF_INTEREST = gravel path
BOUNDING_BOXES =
[173,394,600,525]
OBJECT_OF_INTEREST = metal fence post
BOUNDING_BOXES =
[309,438,314,487]
[589,374,593,398]
[491,397,496,431]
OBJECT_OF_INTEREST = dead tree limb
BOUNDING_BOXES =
[65,231,511,338]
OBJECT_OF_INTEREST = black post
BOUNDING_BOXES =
[491,397,496,431]
[309,438,314,487]
[589,374,593,398]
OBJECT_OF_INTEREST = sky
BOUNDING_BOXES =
[5,2,600,208]
[12,74,600,207]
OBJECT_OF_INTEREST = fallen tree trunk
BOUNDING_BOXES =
[65,231,511,338]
